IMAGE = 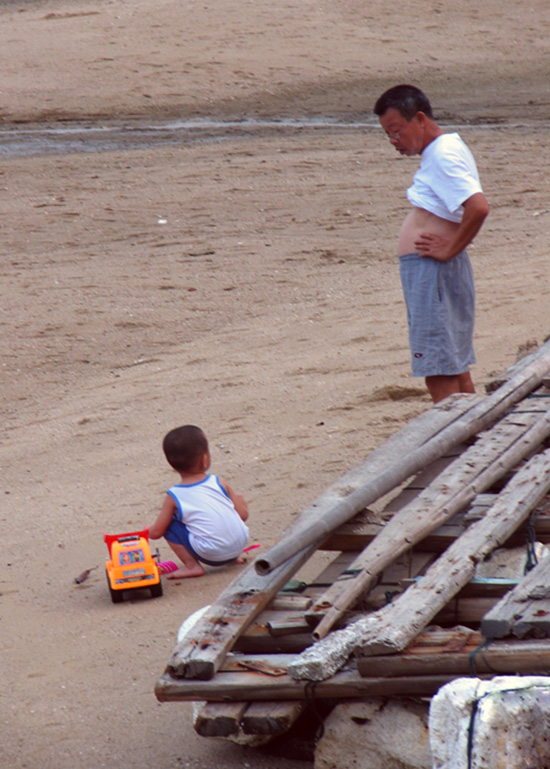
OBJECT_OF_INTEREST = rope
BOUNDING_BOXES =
[468,637,498,676]
[524,507,540,573]
[304,680,325,741]
[466,695,480,769]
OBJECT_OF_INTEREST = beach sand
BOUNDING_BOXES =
[1,0,550,767]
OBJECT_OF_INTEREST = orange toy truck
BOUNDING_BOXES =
[104,528,163,603]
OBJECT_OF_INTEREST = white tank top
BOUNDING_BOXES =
[167,475,249,561]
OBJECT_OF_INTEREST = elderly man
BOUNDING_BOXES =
[374,84,490,403]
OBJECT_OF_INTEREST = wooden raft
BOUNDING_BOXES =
[155,339,550,742]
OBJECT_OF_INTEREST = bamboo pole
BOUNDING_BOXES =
[287,449,550,681]
[353,449,550,658]
[255,339,550,576]
[311,408,550,640]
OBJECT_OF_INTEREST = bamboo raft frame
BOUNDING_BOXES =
[155,338,550,742]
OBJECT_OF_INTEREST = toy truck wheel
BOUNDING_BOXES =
[150,581,163,598]
[106,570,124,603]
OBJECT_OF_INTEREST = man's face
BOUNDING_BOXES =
[378,108,424,156]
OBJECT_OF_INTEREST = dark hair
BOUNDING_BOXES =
[374,84,433,121]
[162,425,208,472]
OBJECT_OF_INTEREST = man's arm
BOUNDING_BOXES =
[415,192,490,262]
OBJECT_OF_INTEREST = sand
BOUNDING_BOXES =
[1,0,550,767]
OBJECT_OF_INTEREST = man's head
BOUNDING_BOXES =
[163,425,210,473]
[374,84,433,121]
[374,84,440,156]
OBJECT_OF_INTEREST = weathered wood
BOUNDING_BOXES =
[241,701,305,736]
[307,551,435,625]
[156,667,471,702]
[288,449,550,681]
[166,544,319,680]
[322,506,550,552]
[481,556,550,639]
[307,550,362,590]
[310,409,550,639]
[351,450,550,657]
[224,652,297,672]
[485,343,549,392]
[255,339,550,577]
[432,597,500,626]
[194,701,248,737]
[269,594,312,612]
[356,636,550,678]
[267,616,311,636]
[234,627,313,654]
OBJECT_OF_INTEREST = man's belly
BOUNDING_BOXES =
[398,207,460,256]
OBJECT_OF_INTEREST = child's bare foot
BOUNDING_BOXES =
[167,565,205,579]
[235,556,245,564]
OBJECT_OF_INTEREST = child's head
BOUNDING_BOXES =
[162,425,209,474]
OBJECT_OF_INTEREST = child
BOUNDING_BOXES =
[149,425,249,579]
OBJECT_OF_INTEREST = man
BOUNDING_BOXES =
[374,85,490,403]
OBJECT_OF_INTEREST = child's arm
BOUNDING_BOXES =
[149,494,177,539]
[220,479,249,522]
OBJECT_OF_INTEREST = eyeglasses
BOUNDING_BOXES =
[385,121,412,142]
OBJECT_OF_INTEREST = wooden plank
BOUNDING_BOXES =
[269,595,312,612]
[432,597,500,626]
[307,551,435,626]
[194,701,248,737]
[233,626,313,654]
[166,543,319,680]
[399,445,469,489]
[157,640,550,705]
[241,701,305,736]
[310,409,550,639]
[351,450,550,657]
[322,507,550,553]
[256,340,550,577]
[156,667,472,702]
[308,550,362,587]
[481,556,550,639]
[267,616,311,637]
[356,636,550,678]
[223,653,298,672]
[485,344,550,391]
[288,449,550,682]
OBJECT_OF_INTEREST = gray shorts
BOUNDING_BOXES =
[399,250,476,377]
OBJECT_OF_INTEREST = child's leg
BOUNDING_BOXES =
[165,541,205,579]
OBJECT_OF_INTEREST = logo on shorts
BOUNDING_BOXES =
[414,352,424,358]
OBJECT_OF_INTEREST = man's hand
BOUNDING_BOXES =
[416,193,490,262]
[415,232,452,261]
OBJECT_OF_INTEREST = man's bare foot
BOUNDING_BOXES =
[166,565,205,579]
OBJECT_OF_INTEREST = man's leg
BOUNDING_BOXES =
[425,370,475,404]
[458,370,475,394]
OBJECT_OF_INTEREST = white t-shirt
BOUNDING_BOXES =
[168,474,249,561]
[407,133,483,223]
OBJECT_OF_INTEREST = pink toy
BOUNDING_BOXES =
[157,560,178,574]
[157,545,260,574]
